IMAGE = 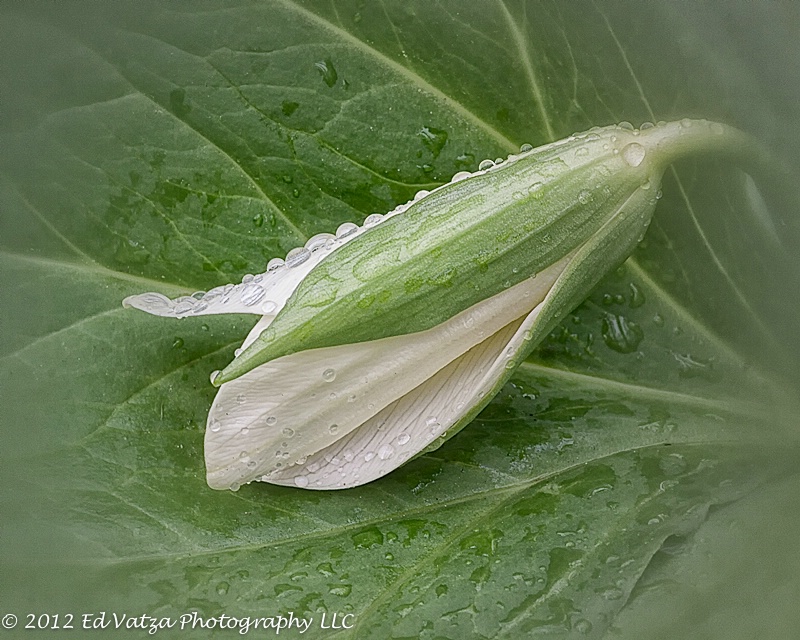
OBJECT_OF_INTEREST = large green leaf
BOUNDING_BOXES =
[2,1,798,638]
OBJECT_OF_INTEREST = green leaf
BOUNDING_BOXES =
[2,1,798,638]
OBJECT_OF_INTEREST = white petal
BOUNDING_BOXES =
[204,254,571,490]
[122,226,376,319]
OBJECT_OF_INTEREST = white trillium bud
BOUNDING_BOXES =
[123,119,749,491]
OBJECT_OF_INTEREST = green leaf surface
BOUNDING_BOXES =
[2,1,799,638]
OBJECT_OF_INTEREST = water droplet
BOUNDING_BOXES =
[253,212,265,227]
[209,420,221,433]
[680,118,693,128]
[451,170,472,183]
[364,451,375,462]
[621,142,646,167]
[315,58,338,87]
[364,213,383,226]
[294,475,309,488]
[519,143,533,152]
[210,370,220,384]
[322,368,336,382]
[418,125,448,158]
[328,424,339,435]
[628,282,645,308]
[261,300,277,314]
[329,584,352,597]
[266,416,277,426]
[618,121,634,130]
[478,159,495,171]
[305,233,335,252]
[267,257,285,271]
[285,247,311,268]
[378,444,395,460]
[336,222,358,238]
[282,427,295,438]
[397,433,411,445]
[216,581,230,595]
[602,314,644,353]
[413,189,430,201]
[172,337,184,349]
[240,283,266,306]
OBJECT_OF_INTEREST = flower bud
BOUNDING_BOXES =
[123,119,749,490]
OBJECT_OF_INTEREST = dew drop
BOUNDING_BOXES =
[294,475,309,488]
[519,143,533,152]
[322,368,336,382]
[305,233,335,252]
[364,451,375,462]
[413,189,430,201]
[315,57,338,87]
[266,416,277,426]
[209,420,221,433]
[336,222,359,238]
[364,213,384,227]
[267,257,285,271]
[397,433,411,445]
[478,159,495,171]
[618,121,634,130]
[602,314,644,353]
[378,444,395,460]
[621,142,646,167]
[172,337,184,349]
[216,581,230,595]
[285,247,311,268]
[240,283,266,306]
[451,171,472,183]
[282,427,295,438]
[328,424,339,435]
[210,370,220,384]
[261,300,277,314]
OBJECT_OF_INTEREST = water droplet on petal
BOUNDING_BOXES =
[336,222,358,238]
[364,451,375,462]
[305,233,335,252]
[261,300,277,314]
[285,247,311,268]
[451,171,472,183]
[267,257,285,271]
[621,142,646,167]
[618,121,634,130]
[240,283,266,306]
[364,213,384,227]
[478,159,495,171]
[322,368,336,382]
[328,424,339,435]
[266,416,277,426]
[282,427,295,438]
[519,143,533,152]
[397,433,411,445]
[209,420,221,433]
[378,444,395,460]
[294,475,309,488]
